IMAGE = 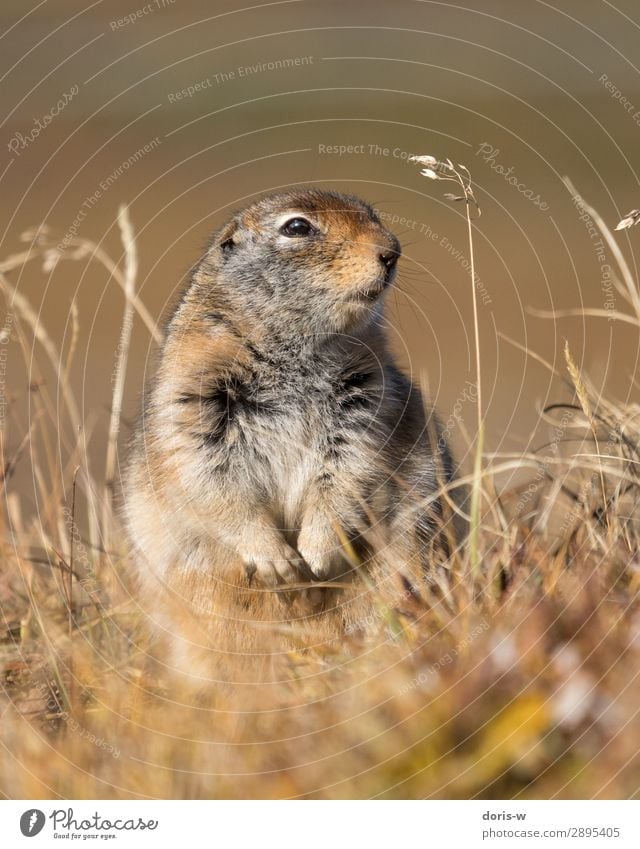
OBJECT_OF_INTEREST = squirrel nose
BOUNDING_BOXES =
[379,248,399,272]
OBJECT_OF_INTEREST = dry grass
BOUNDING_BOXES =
[1,200,640,800]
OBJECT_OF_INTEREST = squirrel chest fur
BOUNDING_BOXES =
[123,188,459,673]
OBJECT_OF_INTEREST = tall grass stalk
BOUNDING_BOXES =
[102,206,138,547]
[462,173,484,578]
[408,156,484,577]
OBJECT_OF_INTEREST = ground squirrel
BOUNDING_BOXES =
[123,189,461,681]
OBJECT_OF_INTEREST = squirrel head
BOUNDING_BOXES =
[197,189,401,338]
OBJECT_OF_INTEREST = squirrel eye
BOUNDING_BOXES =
[280,217,313,237]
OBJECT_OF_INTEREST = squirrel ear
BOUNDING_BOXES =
[218,219,239,254]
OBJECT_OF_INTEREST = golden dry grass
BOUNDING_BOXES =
[1,202,640,800]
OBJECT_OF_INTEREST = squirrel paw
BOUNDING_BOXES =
[245,542,314,588]
[296,541,341,582]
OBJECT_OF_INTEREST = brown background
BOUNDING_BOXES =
[2,0,640,506]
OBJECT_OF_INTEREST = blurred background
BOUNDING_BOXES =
[2,0,640,507]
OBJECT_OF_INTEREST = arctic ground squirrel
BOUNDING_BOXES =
[123,188,462,681]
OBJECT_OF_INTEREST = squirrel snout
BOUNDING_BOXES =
[379,248,399,272]
[378,230,401,271]
[379,238,400,282]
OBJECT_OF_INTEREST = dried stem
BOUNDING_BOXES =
[408,154,484,577]
[102,205,138,543]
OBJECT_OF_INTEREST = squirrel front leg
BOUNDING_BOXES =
[297,490,370,581]
[207,498,314,587]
